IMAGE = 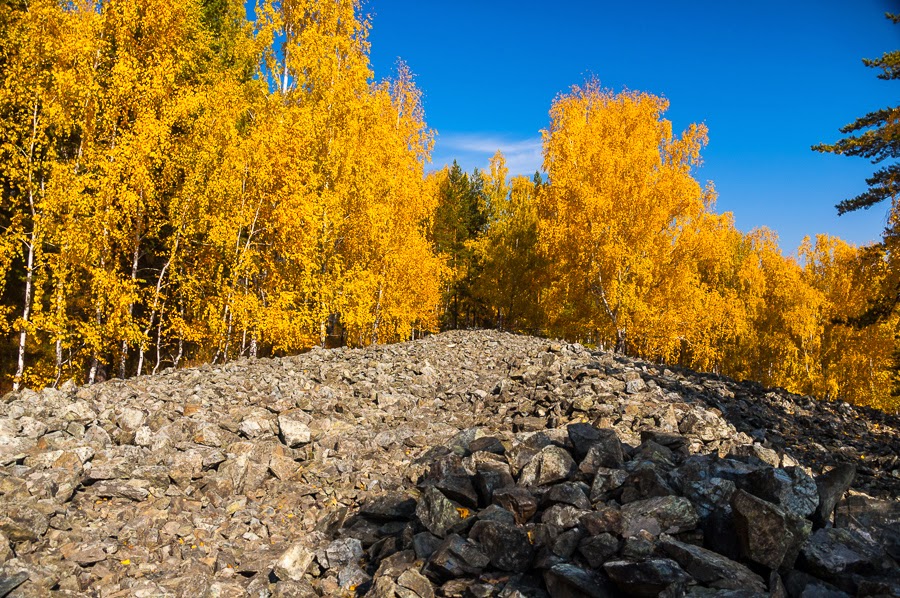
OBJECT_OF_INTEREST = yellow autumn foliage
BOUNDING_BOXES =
[0,1,894,412]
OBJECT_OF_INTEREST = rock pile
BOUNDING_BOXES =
[0,330,897,597]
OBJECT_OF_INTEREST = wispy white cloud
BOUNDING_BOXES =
[430,133,543,177]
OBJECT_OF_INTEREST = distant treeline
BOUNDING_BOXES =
[1,0,896,411]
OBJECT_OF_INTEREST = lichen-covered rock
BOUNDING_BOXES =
[731,489,811,570]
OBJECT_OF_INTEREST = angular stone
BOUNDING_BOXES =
[274,543,315,581]
[541,504,586,530]
[323,537,364,569]
[468,437,505,455]
[0,502,49,542]
[620,496,699,537]
[632,440,676,466]
[25,468,80,503]
[544,482,591,510]
[743,467,819,518]
[91,479,151,501]
[580,507,623,536]
[426,534,489,580]
[659,537,766,592]
[589,468,628,503]
[469,520,533,572]
[61,542,107,565]
[268,454,301,481]
[578,432,625,473]
[168,450,203,487]
[568,424,613,461]
[578,533,620,568]
[0,531,10,563]
[640,430,688,453]
[625,377,647,394]
[749,442,781,467]
[552,527,586,559]
[621,533,657,561]
[475,504,515,525]
[681,477,736,519]
[277,411,311,447]
[416,487,468,538]
[519,446,577,487]
[731,489,811,570]
[361,493,418,522]
[782,569,850,598]
[834,493,900,562]
[396,568,435,598]
[424,455,479,508]
[604,558,691,597]
[798,528,883,582]
[0,571,29,597]
[374,549,417,579]
[544,563,616,598]
[812,464,855,529]
[337,564,371,590]
[474,458,515,506]
[620,462,675,502]
[492,487,538,524]
[412,532,442,560]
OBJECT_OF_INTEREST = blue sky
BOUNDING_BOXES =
[365,0,898,253]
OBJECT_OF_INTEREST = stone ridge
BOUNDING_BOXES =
[0,329,896,596]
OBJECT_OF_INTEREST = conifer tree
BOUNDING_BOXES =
[813,12,900,323]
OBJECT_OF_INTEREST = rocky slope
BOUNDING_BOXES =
[0,330,897,597]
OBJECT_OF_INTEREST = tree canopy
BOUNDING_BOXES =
[0,0,896,412]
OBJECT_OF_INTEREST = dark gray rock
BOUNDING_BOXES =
[413,531,442,560]
[812,464,855,529]
[588,467,628,503]
[417,486,469,538]
[0,570,29,597]
[567,424,615,462]
[782,569,850,598]
[474,457,516,506]
[577,432,625,473]
[579,507,623,536]
[620,496,699,537]
[493,487,539,525]
[544,563,617,598]
[541,504,587,530]
[640,430,688,454]
[603,558,691,597]
[659,536,766,592]
[621,532,657,560]
[544,482,591,511]
[426,534,490,580]
[323,537,364,569]
[742,467,819,519]
[619,461,676,502]
[423,455,480,508]
[552,528,585,559]
[468,436,505,455]
[361,493,419,522]
[731,489,812,570]
[519,446,577,487]
[578,533,619,568]
[797,528,885,583]
[469,520,534,572]
[476,504,516,525]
